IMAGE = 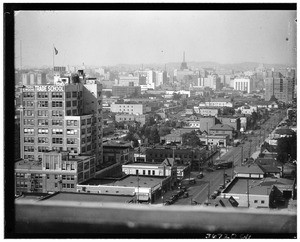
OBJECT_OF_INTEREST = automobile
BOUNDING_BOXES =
[210,194,217,199]
[179,186,187,192]
[191,200,199,205]
[219,184,225,189]
[183,192,189,198]
[206,168,214,172]
[170,195,178,201]
[224,173,229,177]
[164,200,173,205]
[214,190,220,196]
[197,173,204,179]
[225,179,231,183]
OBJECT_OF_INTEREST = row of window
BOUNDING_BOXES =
[24,119,80,126]
[24,137,78,144]
[55,183,75,189]
[24,110,64,117]
[24,128,80,135]
[148,153,198,159]
[23,91,82,99]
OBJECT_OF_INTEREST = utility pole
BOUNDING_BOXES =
[207,181,210,201]
[241,146,243,166]
[137,172,139,203]
[247,179,250,208]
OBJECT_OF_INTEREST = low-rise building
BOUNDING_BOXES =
[199,98,233,108]
[199,134,230,147]
[209,124,235,139]
[115,113,148,126]
[194,106,219,117]
[15,151,96,195]
[235,105,258,115]
[110,103,144,115]
[160,128,196,144]
[234,165,264,179]
[217,116,241,131]
[76,175,172,203]
[112,86,141,97]
[102,140,133,165]
[185,116,217,132]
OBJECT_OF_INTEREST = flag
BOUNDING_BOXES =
[54,47,58,55]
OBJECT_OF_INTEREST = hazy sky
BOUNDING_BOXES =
[15,10,296,68]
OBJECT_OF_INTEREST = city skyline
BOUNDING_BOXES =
[15,10,296,68]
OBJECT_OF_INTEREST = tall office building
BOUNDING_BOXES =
[265,72,294,103]
[233,78,254,93]
[19,71,103,166]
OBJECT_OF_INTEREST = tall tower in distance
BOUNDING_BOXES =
[180,51,188,70]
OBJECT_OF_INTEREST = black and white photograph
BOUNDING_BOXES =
[4,2,297,238]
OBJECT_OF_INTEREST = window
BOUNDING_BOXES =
[81,129,86,135]
[87,145,91,151]
[37,92,48,98]
[52,101,63,107]
[52,137,63,144]
[87,118,91,125]
[55,183,58,188]
[66,110,71,115]
[72,109,77,115]
[67,147,78,154]
[71,164,75,171]
[81,147,86,153]
[81,119,86,125]
[62,163,66,170]
[143,170,145,175]
[25,110,34,117]
[66,101,71,107]
[67,129,78,135]
[38,128,48,134]
[52,120,63,126]
[87,127,91,133]
[24,137,34,143]
[24,119,35,125]
[152,170,155,175]
[24,146,34,152]
[254,200,258,203]
[37,119,48,126]
[72,91,77,98]
[47,174,50,179]
[87,136,91,142]
[62,184,66,188]
[67,120,78,126]
[52,110,63,117]
[25,101,34,107]
[261,200,265,204]
[23,92,34,98]
[24,128,34,134]
[52,129,63,135]
[66,92,71,98]
[37,101,48,107]
[52,92,63,98]
[148,170,151,175]
[37,110,48,117]
[84,162,89,170]
[71,184,74,188]
[81,138,86,144]
[72,100,77,106]
[55,175,58,179]
[67,138,76,144]
[38,146,49,152]
[38,137,48,143]
[67,184,71,188]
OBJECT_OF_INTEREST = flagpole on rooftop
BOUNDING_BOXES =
[53,44,55,75]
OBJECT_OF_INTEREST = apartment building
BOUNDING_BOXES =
[110,103,144,115]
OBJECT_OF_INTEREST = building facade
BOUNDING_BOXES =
[233,78,254,94]
[19,76,103,165]
[15,151,96,195]
[110,103,144,115]
[112,86,141,97]
[265,74,294,103]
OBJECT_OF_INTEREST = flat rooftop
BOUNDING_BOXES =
[80,175,167,188]
[223,178,270,195]
[40,192,134,203]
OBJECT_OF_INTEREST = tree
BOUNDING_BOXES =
[159,126,172,137]
[173,93,181,100]
[103,91,112,98]
[148,127,160,144]
[182,131,201,147]
[277,135,297,162]
[124,132,139,147]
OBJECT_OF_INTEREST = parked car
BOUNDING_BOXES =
[164,200,173,205]
[210,194,217,199]
[206,168,214,172]
[197,173,204,179]
[182,192,189,198]
[225,179,231,183]
[219,184,225,189]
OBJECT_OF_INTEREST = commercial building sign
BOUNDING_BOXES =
[23,85,64,92]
